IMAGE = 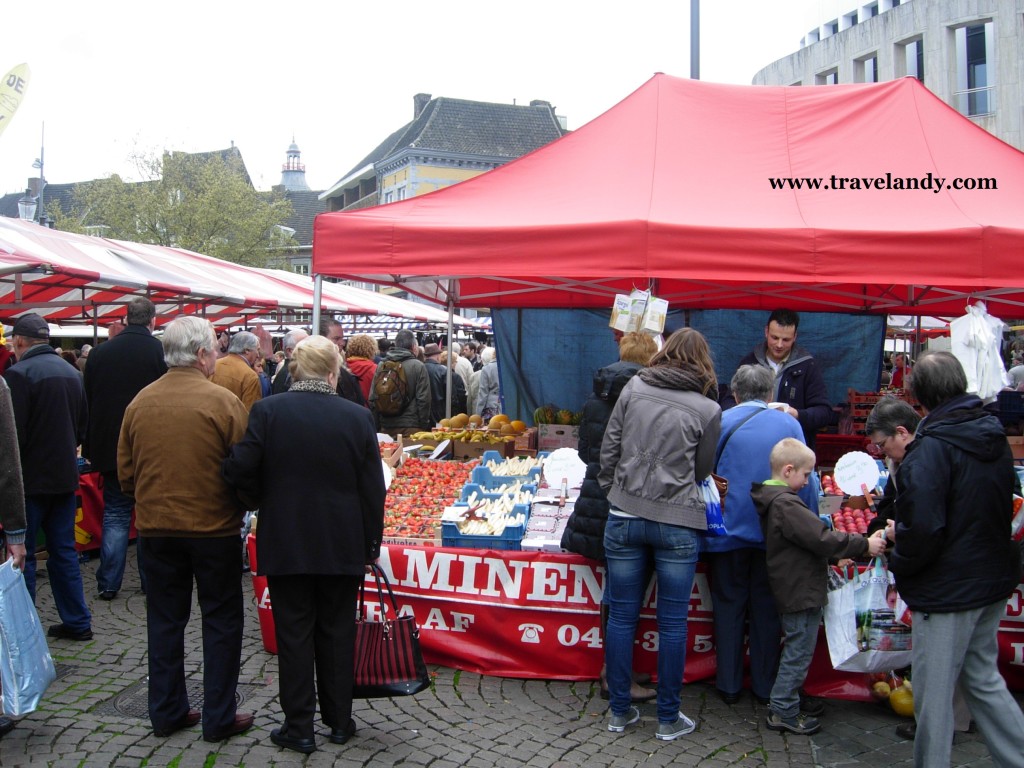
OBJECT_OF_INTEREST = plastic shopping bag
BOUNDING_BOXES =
[698,475,728,537]
[823,557,913,673]
[0,559,57,716]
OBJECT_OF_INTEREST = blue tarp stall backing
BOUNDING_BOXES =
[493,309,885,423]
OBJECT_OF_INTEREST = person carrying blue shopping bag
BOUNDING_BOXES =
[0,374,32,737]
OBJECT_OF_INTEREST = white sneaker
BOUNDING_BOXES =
[655,712,697,740]
[607,705,641,733]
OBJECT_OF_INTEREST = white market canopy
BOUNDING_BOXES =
[0,217,475,330]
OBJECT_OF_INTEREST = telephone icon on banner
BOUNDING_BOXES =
[518,623,543,643]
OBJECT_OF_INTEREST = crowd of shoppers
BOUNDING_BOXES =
[4,307,1023,761]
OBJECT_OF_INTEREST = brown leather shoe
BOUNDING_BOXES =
[153,709,201,737]
[203,712,254,742]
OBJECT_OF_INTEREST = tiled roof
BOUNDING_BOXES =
[167,146,252,186]
[0,181,91,222]
[338,97,567,180]
[270,189,326,247]
[1,147,255,225]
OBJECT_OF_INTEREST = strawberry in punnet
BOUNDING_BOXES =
[383,457,478,538]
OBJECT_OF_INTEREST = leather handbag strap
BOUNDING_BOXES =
[358,563,401,621]
[714,407,765,470]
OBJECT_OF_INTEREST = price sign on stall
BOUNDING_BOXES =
[832,451,881,495]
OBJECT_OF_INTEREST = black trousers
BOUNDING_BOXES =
[140,536,243,738]
[267,573,361,738]
[708,547,781,700]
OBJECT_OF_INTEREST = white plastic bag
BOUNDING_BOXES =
[823,558,913,673]
[0,559,57,716]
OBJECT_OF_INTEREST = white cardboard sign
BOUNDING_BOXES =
[832,451,881,495]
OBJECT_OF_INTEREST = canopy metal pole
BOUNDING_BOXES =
[690,0,700,80]
[445,282,455,419]
[312,274,323,336]
[914,315,923,366]
[92,302,98,346]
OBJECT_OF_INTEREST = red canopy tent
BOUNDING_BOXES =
[313,74,1024,317]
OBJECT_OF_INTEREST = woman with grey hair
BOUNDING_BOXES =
[704,364,813,709]
[223,335,385,754]
[474,347,500,418]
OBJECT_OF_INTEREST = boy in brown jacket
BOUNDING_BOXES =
[751,438,886,735]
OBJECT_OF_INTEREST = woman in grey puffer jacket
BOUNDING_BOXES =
[598,328,721,741]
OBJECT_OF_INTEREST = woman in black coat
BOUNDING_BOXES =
[223,335,385,754]
[560,331,656,702]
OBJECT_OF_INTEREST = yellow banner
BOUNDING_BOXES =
[0,63,31,141]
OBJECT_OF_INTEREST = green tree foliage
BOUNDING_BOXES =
[56,149,295,267]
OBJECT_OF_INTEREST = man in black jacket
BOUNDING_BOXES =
[423,343,466,422]
[5,313,92,640]
[84,297,167,599]
[727,309,832,450]
[886,351,1024,766]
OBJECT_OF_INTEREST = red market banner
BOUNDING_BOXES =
[248,542,1024,699]
[375,544,716,683]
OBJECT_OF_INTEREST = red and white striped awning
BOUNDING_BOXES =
[0,217,473,329]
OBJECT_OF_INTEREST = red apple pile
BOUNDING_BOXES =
[831,504,877,534]
[820,474,842,496]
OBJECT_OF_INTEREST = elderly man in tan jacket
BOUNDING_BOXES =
[118,316,253,743]
[210,330,262,412]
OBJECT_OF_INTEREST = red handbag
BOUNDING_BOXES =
[352,563,430,698]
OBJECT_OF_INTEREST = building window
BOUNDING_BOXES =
[293,261,310,275]
[856,55,879,83]
[825,19,839,36]
[956,22,994,116]
[816,68,839,86]
[900,38,924,82]
[866,3,879,18]
[384,190,394,204]
[844,11,859,29]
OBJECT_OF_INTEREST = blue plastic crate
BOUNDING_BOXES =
[441,521,525,550]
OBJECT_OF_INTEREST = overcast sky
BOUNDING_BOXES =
[1,1,817,197]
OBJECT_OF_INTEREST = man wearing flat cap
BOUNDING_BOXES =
[424,343,466,423]
[4,312,92,641]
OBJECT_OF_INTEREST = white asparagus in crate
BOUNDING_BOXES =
[484,456,543,476]
[462,488,533,511]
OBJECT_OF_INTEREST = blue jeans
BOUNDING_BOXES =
[770,608,820,719]
[24,493,92,633]
[604,516,699,723]
[96,471,141,594]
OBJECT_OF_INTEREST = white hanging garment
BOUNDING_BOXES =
[949,301,1009,402]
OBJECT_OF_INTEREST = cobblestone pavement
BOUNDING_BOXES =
[1,551,1019,767]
